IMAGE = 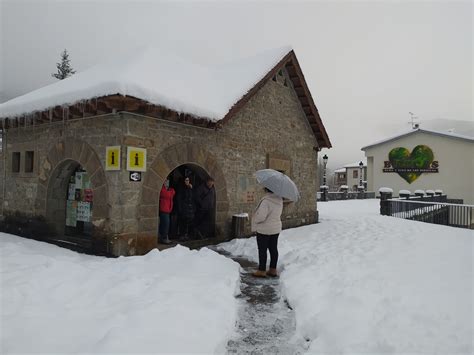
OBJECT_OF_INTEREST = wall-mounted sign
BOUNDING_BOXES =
[383,145,439,183]
[126,147,147,172]
[129,171,142,182]
[106,146,121,171]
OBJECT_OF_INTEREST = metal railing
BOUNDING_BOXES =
[384,198,474,229]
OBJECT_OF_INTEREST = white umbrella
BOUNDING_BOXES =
[255,169,301,202]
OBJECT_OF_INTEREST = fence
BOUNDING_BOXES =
[317,191,375,201]
[381,198,474,229]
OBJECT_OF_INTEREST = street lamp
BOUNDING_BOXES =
[320,154,328,201]
[358,161,364,191]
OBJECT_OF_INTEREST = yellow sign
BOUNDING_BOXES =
[126,146,147,172]
[105,146,121,171]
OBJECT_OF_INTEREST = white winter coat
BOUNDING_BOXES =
[251,193,283,235]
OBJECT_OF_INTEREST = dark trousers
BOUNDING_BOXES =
[256,233,279,271]
[159,212,170,240]
[194,209,212,238]
[178,215,194,237]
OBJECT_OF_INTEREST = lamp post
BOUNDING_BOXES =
[358,161,364,191]
[320,154,328,201]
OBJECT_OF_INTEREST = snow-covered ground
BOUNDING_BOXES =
[220,199,473,354]
[1,199,472,354]
[0,237,240,354]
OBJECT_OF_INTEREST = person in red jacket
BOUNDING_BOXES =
[159,178,176,244]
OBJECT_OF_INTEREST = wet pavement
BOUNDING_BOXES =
[213,249,308,355]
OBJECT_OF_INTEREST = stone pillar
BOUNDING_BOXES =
[340,185,348,200]
[414,190,425,198]
[399,190,411,199]
[379,188,393,216]
[320,185,328,202]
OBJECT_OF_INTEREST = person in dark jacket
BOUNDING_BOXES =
[177,176,195,240]
[194,177,215,239]
[159,178,175,245]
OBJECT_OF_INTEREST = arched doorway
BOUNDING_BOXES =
[138,143,229,246]
[164,163,215,241]
[46,160,94,238]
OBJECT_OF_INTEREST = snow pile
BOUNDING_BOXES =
[0,234,240,354]
[219,199,473,354]
[0,46,292,121]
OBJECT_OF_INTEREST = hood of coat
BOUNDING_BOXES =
[263,193,283,205]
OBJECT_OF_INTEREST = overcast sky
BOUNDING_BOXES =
[1,0,472,169]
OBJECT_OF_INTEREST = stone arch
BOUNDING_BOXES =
[137,143,229,238]
[35,138,109,235]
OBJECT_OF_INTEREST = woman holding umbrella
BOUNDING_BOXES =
[251,169,300,278]
[251,187,283,277]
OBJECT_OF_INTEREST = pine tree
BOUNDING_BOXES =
[51,49,76,80]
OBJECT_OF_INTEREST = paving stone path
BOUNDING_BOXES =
[214,250,308,354]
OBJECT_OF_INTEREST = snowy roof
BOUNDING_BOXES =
[361,128,474,150]
[344,160,367,168]
[334,168,346,173]
[0,46,292,121]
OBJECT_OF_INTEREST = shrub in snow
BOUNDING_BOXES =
[320,185,329,190]
[426,190,435,196]
[414,190,425,196]
[379,187,393,193]
[435,189,443,195]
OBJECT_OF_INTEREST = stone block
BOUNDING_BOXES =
[138,205,159,219]
[71,141,85,161]
[138,218,158,233]
[92,203,109,220]
[122,219,139,234]
[140,187,159,205]
[151,159,171,181]
[143,170,162,192]
[90,168,107,189]
[93,185,108,204]
[135,234,157,255]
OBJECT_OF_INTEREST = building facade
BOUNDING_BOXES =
[0,49,331,256]
[332,162,367,191]
[362,129,473,203]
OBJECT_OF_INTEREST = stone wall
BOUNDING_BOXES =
[2,66,321,255]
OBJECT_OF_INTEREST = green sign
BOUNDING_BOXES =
[383,145,439,183]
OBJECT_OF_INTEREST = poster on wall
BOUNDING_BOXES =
[75,172,84,189]
[82,173,91,189]
[68,184,76,201]
[382,145,439,184]
[76,201,91,222]
[66,201,77,227]
[84,189,93,202]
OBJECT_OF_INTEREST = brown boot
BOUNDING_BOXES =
[267,268,278,277]
[252,270,267,278]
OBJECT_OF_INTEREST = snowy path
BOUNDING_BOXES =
[213,249,307,354]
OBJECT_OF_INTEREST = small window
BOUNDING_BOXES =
[12,152,20,173]
[25,151,34,173]
[353,170,358,178]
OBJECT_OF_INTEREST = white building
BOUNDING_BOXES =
[362,128,474,204]
[333,162,367,191]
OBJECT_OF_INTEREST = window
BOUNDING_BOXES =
[12,152,20,173]
[353,170,358,178]
[25,151,34,173]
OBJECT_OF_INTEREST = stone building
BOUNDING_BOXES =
[0,47,331,256]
